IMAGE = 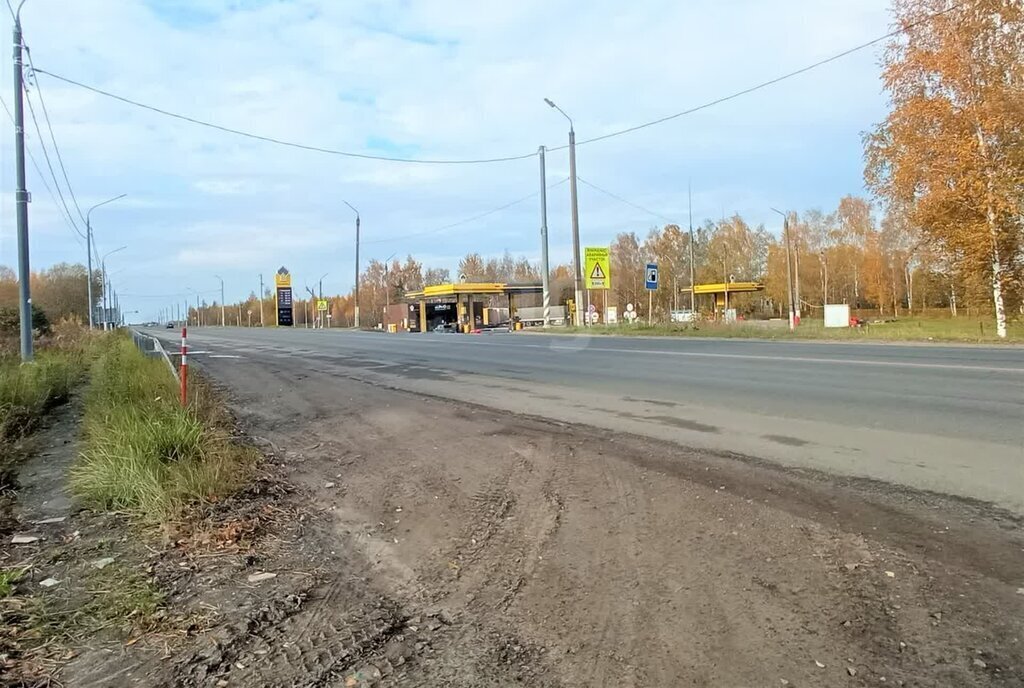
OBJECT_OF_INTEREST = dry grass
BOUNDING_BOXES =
[71,336,254,521]
[559,315,1024,343]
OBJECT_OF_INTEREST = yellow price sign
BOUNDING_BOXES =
[584,247,611,290]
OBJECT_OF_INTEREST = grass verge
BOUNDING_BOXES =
[0,348,86,492]
[71,334,254,521]
[552,316,1023,343]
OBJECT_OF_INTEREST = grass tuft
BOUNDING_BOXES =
[0,352,81,440]
[71,336,251,520]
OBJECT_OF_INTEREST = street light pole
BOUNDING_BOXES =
[214,275,225,327]
[545,98,584,327]
[12,2,31,360]
[771,208,796,331]
[85,194,127,330]
[258,273,265,327]
[688,182,696,313]
[538,146,551,327]
[344,201,360,328]
[99,246,126,330]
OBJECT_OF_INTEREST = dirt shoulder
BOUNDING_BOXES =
[5,349,1022,687]
[158,352,1022,687]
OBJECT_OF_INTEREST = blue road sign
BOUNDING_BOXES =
[645,263,659,290]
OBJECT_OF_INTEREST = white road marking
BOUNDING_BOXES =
[388,338,1024,374]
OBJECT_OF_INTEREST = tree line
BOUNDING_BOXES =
[0,263,104,333]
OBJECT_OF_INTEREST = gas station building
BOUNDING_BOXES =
[398,282,544,333]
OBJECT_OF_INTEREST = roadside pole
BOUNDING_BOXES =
[648,289,653,326]
[688,182,696,313]
[771,208,796,330]
[259,274,265,327]
[12,7,32,361]
[215,275,225,327]
[179,326,188,406]
[538,146,551,327]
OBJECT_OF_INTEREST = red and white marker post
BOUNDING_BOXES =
[180,326,188,406]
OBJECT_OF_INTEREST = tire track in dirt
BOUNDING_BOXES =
[161,348,1024,688]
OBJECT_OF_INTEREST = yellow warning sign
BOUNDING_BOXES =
[585,247,611,290]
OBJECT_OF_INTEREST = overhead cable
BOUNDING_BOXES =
[577,177,677,225]
[23,45,88,225]
[31,68,536,165]
[363,177,568,245]
[0,92,86,245]
[29,2,967,163]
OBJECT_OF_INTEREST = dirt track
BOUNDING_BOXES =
[62,350,1024,687]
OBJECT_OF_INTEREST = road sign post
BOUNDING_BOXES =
[585,247,611,290]
[275,268,294,326]
[584,247,610,329]
[646,263,658,324]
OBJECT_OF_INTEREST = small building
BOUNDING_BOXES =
[402,282,544,333]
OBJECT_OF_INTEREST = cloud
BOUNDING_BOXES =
[0,0,891,318]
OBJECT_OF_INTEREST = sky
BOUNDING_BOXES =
[0,0,893,321]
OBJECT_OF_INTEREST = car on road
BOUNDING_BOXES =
[165,321,176,329]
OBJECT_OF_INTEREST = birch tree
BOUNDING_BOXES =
[866,0,1023,336]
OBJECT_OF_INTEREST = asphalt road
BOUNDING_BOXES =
[150,327,1024,513]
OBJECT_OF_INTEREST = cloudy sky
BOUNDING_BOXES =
[0,0,892,320]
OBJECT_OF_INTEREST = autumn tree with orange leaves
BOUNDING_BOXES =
[865,0,1023,337]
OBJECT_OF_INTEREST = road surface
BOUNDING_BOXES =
[154,327,1024,513]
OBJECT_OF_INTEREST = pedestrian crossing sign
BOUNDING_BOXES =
[585,247,611,290]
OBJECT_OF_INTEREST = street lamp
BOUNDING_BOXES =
[771,208,796,331]
[214,275,226,327]
[99,245,126,330]
[544,98,584,327]
[86,194,127,329]
[343,201,361,328]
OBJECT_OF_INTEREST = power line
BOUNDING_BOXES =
[577,176,677,225]
[30,2,967,163]
[555,0,971,151]
[22,85,86,239]
[0,92,85,246]
[363,177,569,245]
[31,67,536,166]
[23,45,87,225]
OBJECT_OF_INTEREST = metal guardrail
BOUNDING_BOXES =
[130,329,180,384]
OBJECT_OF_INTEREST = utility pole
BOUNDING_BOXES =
[688,182,696,313]
[12,4,31,360]
[793,231,802,324]
[215,275,225,326]
[98,246,125,330]
[545,98,583,327]
[344,202,360,328]
[85,194,126,330]
[821,250,828,306]
[538,145,551,327]
[772,208,796,331]
[258,273,265,327]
